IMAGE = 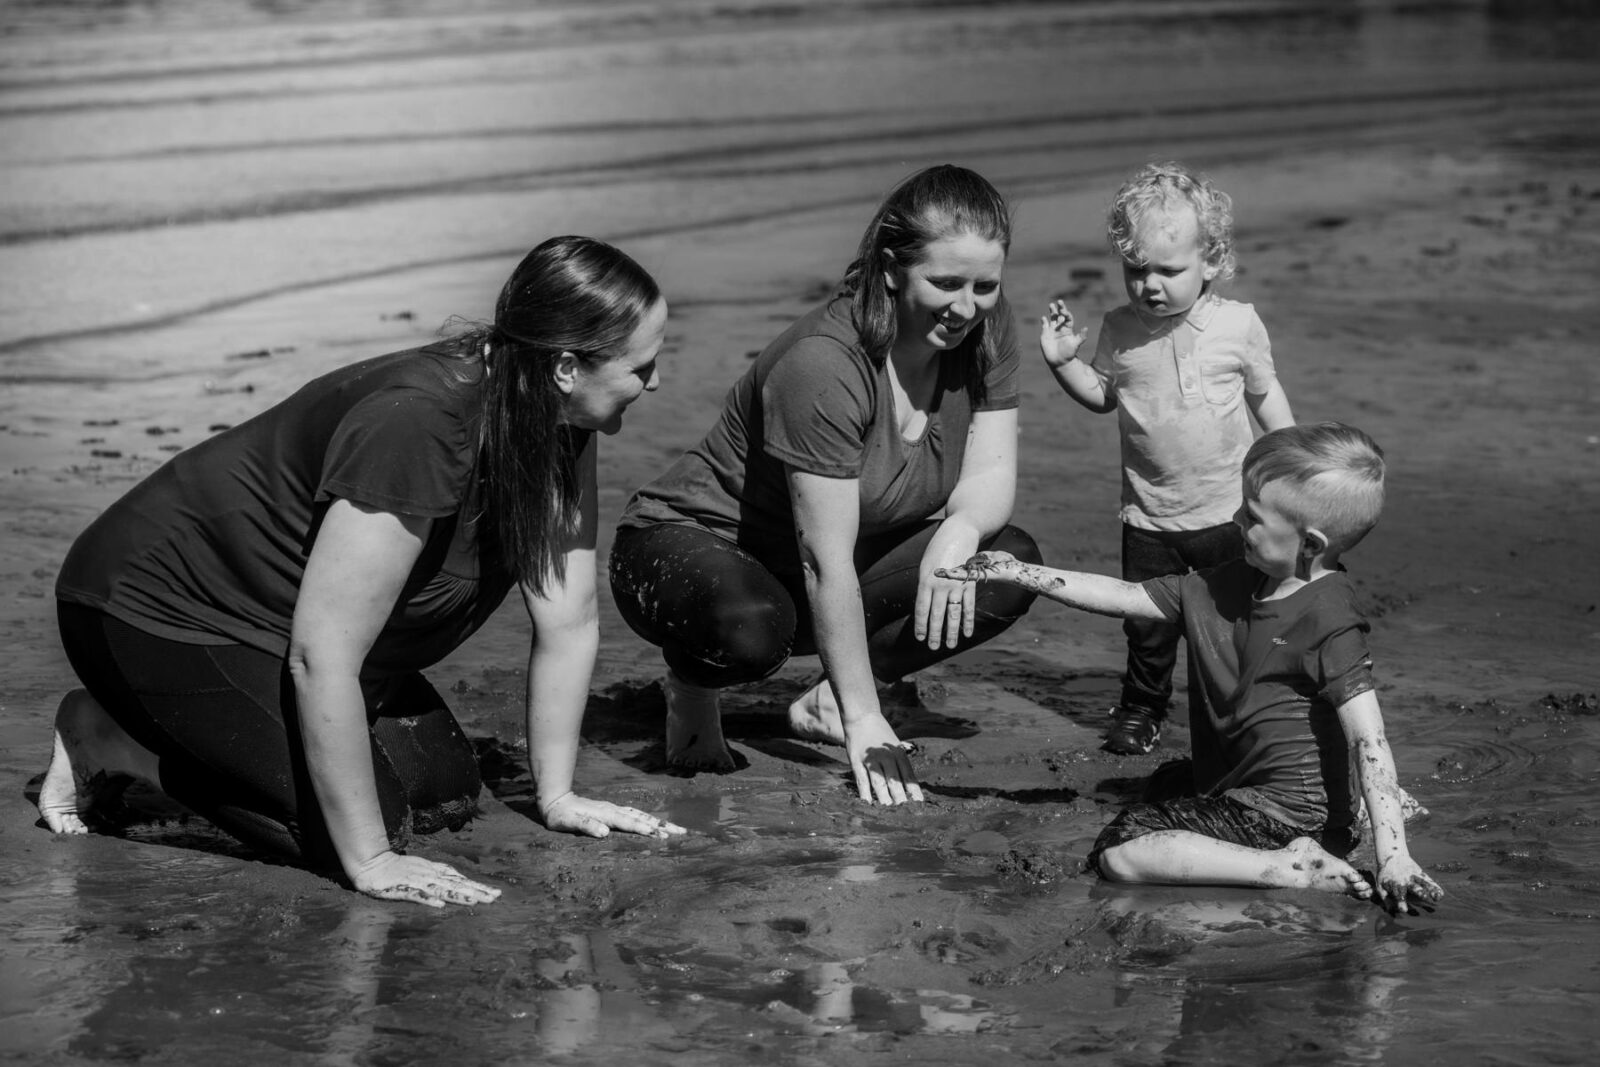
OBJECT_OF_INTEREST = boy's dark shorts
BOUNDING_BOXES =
[1086,760,1354,875]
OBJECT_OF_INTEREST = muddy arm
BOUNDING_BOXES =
[1338,690,1443,914]
[937,553,1164,621]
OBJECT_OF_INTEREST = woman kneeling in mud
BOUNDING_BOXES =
[40,235,685,907]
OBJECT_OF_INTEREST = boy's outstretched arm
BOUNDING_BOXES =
[936,551,1165,621]
[1040,301,1114,413]
[1338,690,1444,915]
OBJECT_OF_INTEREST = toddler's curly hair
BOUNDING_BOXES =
[1107,161,1236,281]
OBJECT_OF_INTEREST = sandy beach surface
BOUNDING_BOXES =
[3,2,1598,1063]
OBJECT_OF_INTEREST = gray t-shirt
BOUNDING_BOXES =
[57,347,517,676]
[619,292,1019,572]
[1143,559,1375,834]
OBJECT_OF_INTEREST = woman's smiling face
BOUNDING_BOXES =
[561,296,667,435]
[887,230,1006,357]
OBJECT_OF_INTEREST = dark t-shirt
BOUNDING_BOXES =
[1143,559,1376,834]
[618,292,1020,571]
[56,347,516,677]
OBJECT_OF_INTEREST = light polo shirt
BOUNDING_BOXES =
[1091,294,1277,532]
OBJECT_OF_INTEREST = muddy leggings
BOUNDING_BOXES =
[607,520,1041,688]
[56,602,481,869]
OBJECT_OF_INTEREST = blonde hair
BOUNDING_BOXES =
[1243,423,1386,555]
[1107,161,1236,282]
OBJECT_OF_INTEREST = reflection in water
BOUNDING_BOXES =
[780,960,1004,1035]
[662,792,736,836]
[1094,889,1427,1066]
[324,903,397,1064]
[527,933,601,1055]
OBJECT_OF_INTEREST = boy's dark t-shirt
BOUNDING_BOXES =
[618,292,1020,572]
[1142,559,1375,836]
[56,347,517,677]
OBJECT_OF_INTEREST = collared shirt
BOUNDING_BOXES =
[1091,294,1277,531]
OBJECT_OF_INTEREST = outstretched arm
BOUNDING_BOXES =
[937,551,1166,621]
[290,500,502,908]
[1338,690,1443,915]
[525,436,684,840]
[1040,301,1114,413]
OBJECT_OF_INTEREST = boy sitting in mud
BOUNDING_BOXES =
[939,423,1442,914]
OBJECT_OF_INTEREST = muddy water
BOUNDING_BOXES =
[3,2,1599,1064]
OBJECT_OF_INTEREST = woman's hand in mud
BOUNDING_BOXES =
[349,851,502,909]
[843,711,925,806]
[538,792,687,840]
[1376,856,1443,915]
[935,549,1019,584]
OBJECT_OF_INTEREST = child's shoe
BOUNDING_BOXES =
[1102,706,1162,755]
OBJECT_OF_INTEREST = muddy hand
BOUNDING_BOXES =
[1378,858,1443,915]
[845,711,925,806]
[935,549,1018,583]
[539,791,686,839]
[351,851,502,909]
[1039,299,1088,367]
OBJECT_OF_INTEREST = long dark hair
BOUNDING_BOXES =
[840,164,1013,395]
[449,235,661,594]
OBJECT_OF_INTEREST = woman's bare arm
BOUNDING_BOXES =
[290,499,502,908]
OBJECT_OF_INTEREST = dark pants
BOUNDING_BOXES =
[1120,521,1244,718]
[608,521,1041,689]
[1085,759,1355,875]
[57,602,481,868]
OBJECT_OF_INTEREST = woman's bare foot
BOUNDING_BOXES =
[37,689,160,833]
[786,677,847,746]
[663,674,735,771]
[1279,837,1373,898]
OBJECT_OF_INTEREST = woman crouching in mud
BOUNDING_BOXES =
[40,235,685,908]
[609,164,1042,804]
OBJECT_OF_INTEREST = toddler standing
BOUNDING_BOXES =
[1042,161,1294,754]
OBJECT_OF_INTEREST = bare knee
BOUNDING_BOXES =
[1096,843,1143,883]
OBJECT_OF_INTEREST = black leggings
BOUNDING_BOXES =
[608,520,1041,689]
[57,602,481,868]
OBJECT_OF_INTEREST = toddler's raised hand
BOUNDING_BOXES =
[1039,299,1087,368]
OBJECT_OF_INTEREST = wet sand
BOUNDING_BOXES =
[3,2,1599,1063]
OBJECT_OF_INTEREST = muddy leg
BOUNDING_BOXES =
[1099,830,1374,899]
[663,672,735,771]
[37,689,162,834]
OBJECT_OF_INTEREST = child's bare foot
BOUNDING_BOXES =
[663,674,735,771]
[1279,837,1373,898]
[37,689,158,833]
[786,677,847,746]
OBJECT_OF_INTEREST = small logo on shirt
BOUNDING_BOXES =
[1271,637,1288,646]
